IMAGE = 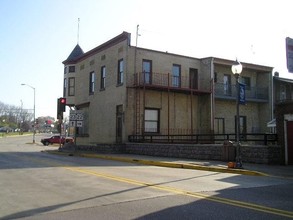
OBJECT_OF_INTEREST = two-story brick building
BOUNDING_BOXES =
[62,32,273,147]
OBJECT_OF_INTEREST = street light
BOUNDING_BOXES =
[21,83,36,144]
[231,60,243,168]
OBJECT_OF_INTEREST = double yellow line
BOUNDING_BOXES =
[65,166,293,218]
[22,154,293,218]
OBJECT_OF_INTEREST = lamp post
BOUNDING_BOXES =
[231,60,243,168]
[21,83,36,144]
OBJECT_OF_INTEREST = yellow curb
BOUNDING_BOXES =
[46,151,268,176]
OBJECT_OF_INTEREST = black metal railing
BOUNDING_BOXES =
[214,83,268,100]
[127,72,211,93]
[128,133,277,145]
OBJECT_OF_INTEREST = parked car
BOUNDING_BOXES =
[0,127,14,133]
[41,135,74,146]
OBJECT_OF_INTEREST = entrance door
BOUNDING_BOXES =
[286,121,293,165]
[116,105,123,143]
[189,68,198,89]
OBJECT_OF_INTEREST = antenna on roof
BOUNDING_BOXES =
[77,18,80,44]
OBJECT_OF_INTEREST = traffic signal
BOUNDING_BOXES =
[59,97,66,112]
[57,97,66,119]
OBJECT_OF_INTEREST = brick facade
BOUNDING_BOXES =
[62,32,274,151]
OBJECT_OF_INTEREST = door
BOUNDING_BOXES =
[189,68,198,89]
[116,105,123,143]
[142,60,152,84]
[286,121,293,165]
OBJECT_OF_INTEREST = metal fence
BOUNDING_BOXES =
[128,133,278,145]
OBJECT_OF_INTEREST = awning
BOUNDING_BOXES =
[267,119,276,128]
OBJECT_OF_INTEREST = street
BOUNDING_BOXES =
[0,134,292,220]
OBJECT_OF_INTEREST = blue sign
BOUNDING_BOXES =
[239,83,246,105]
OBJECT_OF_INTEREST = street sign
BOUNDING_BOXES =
[286,37,293,73]
[69,111,84,121]
[69,110,84,127]
[69,121,76,127]
[76,121,83,127]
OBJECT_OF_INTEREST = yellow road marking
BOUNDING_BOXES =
[21,154,293,218]
[65,166,293,218]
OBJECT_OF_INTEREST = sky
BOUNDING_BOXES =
[0,0,293,119]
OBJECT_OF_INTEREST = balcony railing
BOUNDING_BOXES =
[127,72,211,94]
[214,83,268,101]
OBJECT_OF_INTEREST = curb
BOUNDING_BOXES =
[45,150,268,177]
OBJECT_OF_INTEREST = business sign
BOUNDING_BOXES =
[286,37,293,73]
[239,83,246,105]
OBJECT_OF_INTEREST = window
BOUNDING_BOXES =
[101,66,106,90]
[69,66,75,73]
[214,72,217,83]
[89,71,95,94]
[63,78,67,97]
[223,74,231,95]
[280,85,286,101]
[241,77,251,90]
[64,66,67,74]
[144,109,159,133]
[68,77,75,96]
[172,64,181,87]
[117,59,123,85]
[142,60,152,84]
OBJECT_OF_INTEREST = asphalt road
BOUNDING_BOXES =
[0,134,293,220]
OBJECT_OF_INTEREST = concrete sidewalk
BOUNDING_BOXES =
[47,150,293,178]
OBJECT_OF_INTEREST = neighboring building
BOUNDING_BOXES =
[273,73,293,104]
[62,32,273,146]
[272,74,293,164]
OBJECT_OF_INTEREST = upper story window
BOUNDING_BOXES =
[223,74,231,95]
[89,71,95,94]
[64,66,67,74]
[142,60,152,84]
[280,85,286,101]
[63,78,67,97]
[117,59,124,85]
[241,77,251,90]
[68,77,75,96]
[214,72,218,83]
[172,64,181,87]
[101,66,106,90]
[69,66,75,73]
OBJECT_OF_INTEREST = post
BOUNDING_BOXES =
[21,83,36,144]
[33,87,36,144]
[231,60,243,169]
[235,75,242,168]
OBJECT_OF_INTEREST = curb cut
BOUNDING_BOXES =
[45,150,268,177]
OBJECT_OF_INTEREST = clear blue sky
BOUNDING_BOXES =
[1,0,292,118]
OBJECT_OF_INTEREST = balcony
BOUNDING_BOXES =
[127,72,211,95]
[214,83,269,102]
